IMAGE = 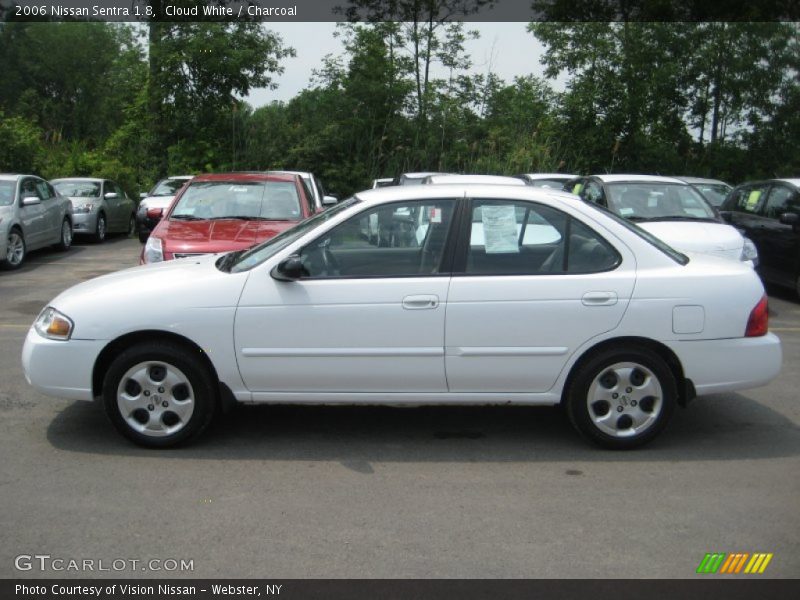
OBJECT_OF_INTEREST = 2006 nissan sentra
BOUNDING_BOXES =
[22,184,782,449]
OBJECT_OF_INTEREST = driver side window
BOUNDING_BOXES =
[299,199,457,278]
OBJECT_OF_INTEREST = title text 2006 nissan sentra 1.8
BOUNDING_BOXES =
[22,185,782,449]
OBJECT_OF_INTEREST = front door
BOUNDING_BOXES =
[758,184,800,287]
[234,198,459,394]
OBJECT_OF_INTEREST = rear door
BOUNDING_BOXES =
[445,197,636,393]
[34,178,61,242]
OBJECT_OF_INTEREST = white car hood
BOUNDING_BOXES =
[140,195,176,210]
[638,221,744,254]
[48,255,249,339]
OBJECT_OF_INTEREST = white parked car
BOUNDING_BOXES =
[22,185,781,449]
[567,174,759,266]
[518,173,581,188]
[423,174,526,186]
[136,175,193,243]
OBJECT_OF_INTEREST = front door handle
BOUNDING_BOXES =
[402,295,439,310]
[582,291,618,306]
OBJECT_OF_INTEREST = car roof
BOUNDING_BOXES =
[426,174,526,186]
[354,183,586,207]
[0,174,25,181]
[165,175,194,181]
[190,172,296,183]
[592,174,688,184]
[775,178,800,187]
[51,177,104,183]
[521,173,580,180]
[401,172,449,179]
[674,176,731,186]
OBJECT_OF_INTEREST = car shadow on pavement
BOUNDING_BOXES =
[46,392,800,465]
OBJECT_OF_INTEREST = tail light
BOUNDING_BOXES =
[745,295,769,337]
[146,207,164,219]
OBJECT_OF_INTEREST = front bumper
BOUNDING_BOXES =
[667,333,782,396]
[71,212,99,235]
[21,327,106,401]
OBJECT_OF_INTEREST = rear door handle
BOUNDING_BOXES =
[582,291,618,306]
[402,295,439,310]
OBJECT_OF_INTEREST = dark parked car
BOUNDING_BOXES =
[720,178,800,296]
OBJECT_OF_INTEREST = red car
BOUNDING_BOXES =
[140,172,318,264]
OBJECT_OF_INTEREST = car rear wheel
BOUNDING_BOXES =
[127,214,136,237]
[54,218,72,251]
[94,213,106,243]
[102,341,217,448]
[1,228,26,270]
[565,345,676,449]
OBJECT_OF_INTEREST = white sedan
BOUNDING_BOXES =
[22,185,782,449]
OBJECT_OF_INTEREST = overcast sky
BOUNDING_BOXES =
[246,22,566,107]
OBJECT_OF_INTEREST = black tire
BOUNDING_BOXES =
[564,345,677,449]
[93,213,106,243]
[1,227,26,270]
[54,218,72,251]
[127,214,136,237]
[102,341,218,448]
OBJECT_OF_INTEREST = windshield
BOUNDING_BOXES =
[581,201,689,265]
[528,178,569,189]
[52,180,100,198]
[691,183,731,208]
[151,178,189,197]
[606,182,717,221]
[171,180,302,221]
[225,197,359,273]
[0,181,14,206]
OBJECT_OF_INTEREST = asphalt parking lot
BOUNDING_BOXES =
[0,237,798,579]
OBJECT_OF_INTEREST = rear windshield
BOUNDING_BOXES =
[52,181,101,198]
[583,202,689,265]
[171,180,302,221]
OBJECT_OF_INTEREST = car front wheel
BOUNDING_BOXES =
[55,218,72,251]
[102,341,217,448]
[565,345,677,449]
[94,213,106,243]
[1,228,26,270]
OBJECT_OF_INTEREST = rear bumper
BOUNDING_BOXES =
[667,333,782,396]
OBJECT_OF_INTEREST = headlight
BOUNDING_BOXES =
[34,307,74,341]
[144,236,164,263]
[741,237,759,265]
[73,203,94,214]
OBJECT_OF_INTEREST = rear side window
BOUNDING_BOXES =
[730,185,768,214]
[465,199,620,275]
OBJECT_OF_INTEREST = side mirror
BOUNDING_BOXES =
[21,195,40,206]
[322,195,338,207]
[140,192,148,199]
[779,212,799,226]
[719,211,733,224]
[271,255,305,281]
[104,192,119,200]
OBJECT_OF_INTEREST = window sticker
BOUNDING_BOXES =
[482,205,519,254]
[429,207,442,224]
[746,190,762,210]
[572,183,584,195]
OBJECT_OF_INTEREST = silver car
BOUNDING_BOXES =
[0,174,74,270]
[51,177,136,242]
